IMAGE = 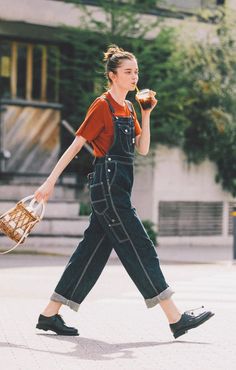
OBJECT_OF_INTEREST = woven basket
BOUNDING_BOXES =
[0,195,45,254]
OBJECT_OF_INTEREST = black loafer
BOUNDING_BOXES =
[36,314,79,336]
[170,310,215,339]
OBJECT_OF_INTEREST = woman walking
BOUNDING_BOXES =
[35,45,214,339]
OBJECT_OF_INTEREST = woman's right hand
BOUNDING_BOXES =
[34,180,54,202]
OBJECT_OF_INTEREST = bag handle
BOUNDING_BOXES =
[20,195,45,220]
[0,195,46,220]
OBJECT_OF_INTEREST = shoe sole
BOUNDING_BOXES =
[174,312,215,339]
[36,323,79,336]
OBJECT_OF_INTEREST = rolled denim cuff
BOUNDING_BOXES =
[51,292,80,312]
[145,287,174,308]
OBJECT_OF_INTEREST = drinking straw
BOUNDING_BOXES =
[135,85,140,93]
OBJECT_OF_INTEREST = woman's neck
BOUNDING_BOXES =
[108,87,127,107]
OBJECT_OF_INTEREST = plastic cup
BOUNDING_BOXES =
[135,89,153,110]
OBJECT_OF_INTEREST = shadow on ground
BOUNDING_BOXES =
[0,336,212,361]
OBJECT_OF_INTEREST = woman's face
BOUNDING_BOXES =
[109,58,139,91]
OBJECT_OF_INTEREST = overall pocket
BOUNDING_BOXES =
[90,182,109,215]
[118,125,134,154]
[104,208,129,243]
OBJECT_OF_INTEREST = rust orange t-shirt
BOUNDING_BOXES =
[75,91,142,157]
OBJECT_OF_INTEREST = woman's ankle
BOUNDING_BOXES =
[41,301,62,317]
[159,298,182,324]
[41,310,58,317]
[168,313,182,325]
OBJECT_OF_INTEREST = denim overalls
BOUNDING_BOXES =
[51,98,174,311]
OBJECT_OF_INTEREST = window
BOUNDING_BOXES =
[17,44,27,99]
[32,45,43,100]
[0,40,60,102]
[158,201,223,236]
[47,46,60,102]
[0,42,11,98]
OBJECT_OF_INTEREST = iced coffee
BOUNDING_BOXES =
[135,89,153,110]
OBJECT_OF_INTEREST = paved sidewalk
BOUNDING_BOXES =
[0,254,236,370]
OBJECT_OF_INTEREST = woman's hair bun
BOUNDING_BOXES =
[103,44,135,86]
[103,44,124,62]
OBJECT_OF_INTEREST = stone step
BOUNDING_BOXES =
[0,235,119,258]
[0,215,90,256]
[35,217,89,236]
[0,234,82,248]
[0,200,80,218]
[0,175,92,254]
[0,184,77,200]
[0,174,78,185]
[0,216,89,237]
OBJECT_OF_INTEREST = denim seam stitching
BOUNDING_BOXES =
[109,223,129,243]
[109,195,159,294]
[70,234,106,300]
[105,159,160,295]
[91,182,109,215]
[109,161,118,187]
[119,128,135,155]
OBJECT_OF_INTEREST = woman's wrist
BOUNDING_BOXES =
[46,177,56,187]
[141,110,151,118]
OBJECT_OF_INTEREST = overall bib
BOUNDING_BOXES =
[51,98,174,311]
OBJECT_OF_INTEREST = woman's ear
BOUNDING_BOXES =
[108,71,116,83]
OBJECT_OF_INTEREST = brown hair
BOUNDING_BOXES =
[103,44,136,85]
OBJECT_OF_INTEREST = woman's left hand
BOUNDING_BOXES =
[146,90,158,112]
[136,90,158,113]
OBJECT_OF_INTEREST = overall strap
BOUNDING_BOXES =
[125,100,135,117]
[101,96,134,119]
[101,96,116,116]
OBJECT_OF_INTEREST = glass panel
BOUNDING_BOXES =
[47,46,60,102]
[32,45,42,100]
[17,44,27,99]
[0,42,11,98]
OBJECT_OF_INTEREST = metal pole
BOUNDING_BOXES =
[62,119,94,156]
[233,206,236,260]
[0,101,10,173]
[0,100,3,172]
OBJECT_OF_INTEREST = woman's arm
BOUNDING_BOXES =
[34,135,86,202]
[135,92,157,156]
[135,111,151,156]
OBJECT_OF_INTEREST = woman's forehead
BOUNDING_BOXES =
[119,58,138,70]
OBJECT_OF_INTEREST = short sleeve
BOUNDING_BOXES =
[75,98,106,142]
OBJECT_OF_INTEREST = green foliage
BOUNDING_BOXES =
[142,220,158,246]
[79,202,92,215]
[181,18,236,195]
[131,28,192,145]
[132,13,236,195]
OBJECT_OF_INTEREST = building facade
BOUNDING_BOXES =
[132,145,234,251]
[0,0,230,174]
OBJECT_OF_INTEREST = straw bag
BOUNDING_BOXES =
[0,195,45,255]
